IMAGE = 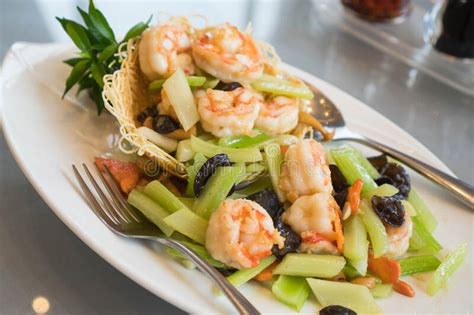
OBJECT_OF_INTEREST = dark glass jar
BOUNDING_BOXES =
[342,0,412,22]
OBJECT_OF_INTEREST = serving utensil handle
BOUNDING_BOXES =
[340,137,474,209]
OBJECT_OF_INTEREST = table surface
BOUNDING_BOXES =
[1,0,473,314]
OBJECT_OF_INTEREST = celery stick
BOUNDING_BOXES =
[273,254,346,278]
[185,153,207,196]
[165,248,196,269]
[252,75,314,99]
[330,146,378,195]
[359,200,389,258]
[246,163,266,175]
[165,241,226,268]
[231,176,272,196]
[218,133,273,148]
[202,78,219,89]
[344,215,369,261]
[149,76,207,92]
[148,79,165,91]
[163,208,208,244]
[370,284,393,298]
[163,69,199,131]
[408,188,437,233]
[348,250,368,277]
[227,256,276,287]
[401,200,417,217]
[364,184,399,200]
[263,143,285,202]
[342,264,361,279]
[127,190,174,236]
[176,139,194,162]
[345,145,380,179]
[409,216,442,254]
[427,243,467,296]
[272,275,310,311]
[144,180,190,213]
[178,197,194,209]
[399,255,441,276]
[193,164,244,219]
[191,136,262,163]
[307,279,382,314]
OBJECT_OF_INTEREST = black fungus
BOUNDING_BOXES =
[153,115,180,134]
[380,163,411,199]
[333,189,348,209]
[215,81,243,91]
[375,176,395,187]
[330,164,349,193]
[371,195,405,227]
[217,268,236,277]
[194,154,233,197]
[304,129,324,141]
[272,209,301,259]
[137,106,159,123]
[247,188,282,219]
[319,305,357,315]
[368,154,389,173]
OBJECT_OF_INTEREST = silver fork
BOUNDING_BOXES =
[307,83,474,209]
[72,163,260,315]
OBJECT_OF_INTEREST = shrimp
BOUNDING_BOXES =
[299,230,339,255]
[255,96,299,135]
[139,18,195,80]
[192,23,264,83]
[206,199,283,269]
[279,139,333,203]
[195,87,261,137]
[385,212,413,258]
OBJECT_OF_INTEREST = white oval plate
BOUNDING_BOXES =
[2,42,472,314]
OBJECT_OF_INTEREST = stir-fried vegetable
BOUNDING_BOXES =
[399,255,441,276]
[307,279,382,314]
[370,284,393,298]
[273,254,346,278]
[427,243,467,296]
[343,215,368,261]
[163,208,208,244]
[252,75,314,99]
[359,200,389,258]
[226,256,277,288]
[149,75,207,92]
[218,133,273,148]
[409,216,442,254]
[185,153,207,196]
[272,275,310,311]
[176,139,194,162]
[408,188,437,233]
[364,183,399,200]
[191,136,262,163]
[144,180,190,213]
[263,144,285,202]
[162,69,200,131]
[127,189,174,236]
[165,241,227,268]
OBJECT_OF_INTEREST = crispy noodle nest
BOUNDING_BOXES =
[102,38,187,178]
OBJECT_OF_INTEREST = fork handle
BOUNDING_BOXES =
[146,237,260,315]
[338,137,474,209]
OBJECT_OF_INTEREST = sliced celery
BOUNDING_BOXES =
[252,75,314,99]
[408,188,437,233]
[330,146,378,195]
[166,241,226,268]
[202,78,219,89]
[144,180,190,213]
[272,275,310,311]
[359,200,389,258]
[401,200,417,217]
[177,197,194,209]
[263,143,285,202]
[348,251,368,277]
[273,254,346,278]
[217,133,273,148]
[307,279,382,314]
[342,264,361,279]
[344,215,369,261]
[408,216,442,254]
[364,183,399,200]
[127,190,174,236]
[150,76,207,92]
[370,284,393,298]
[227,256,276,287]
[191,136,262,163]
[165,248,196,269]
[427,243,467,296]
[176,139,194,162]
[193,164,244,219]
[245,163,266,175]
[345,145,380,179]
[231,176,273,197]
[399,255,441,276]
[148,79,165,91]
[185,153,207,197]
[163,208,208,244]
[163,69,199,131]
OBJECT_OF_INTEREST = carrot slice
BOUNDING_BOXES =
[95,157,140,194]
[254,262,278,282]
[332,204,345,252]
[347,179,363,214]
[393,280,415,297]
[368,253,401,284]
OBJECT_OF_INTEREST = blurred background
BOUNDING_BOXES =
[1,0,473,314]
